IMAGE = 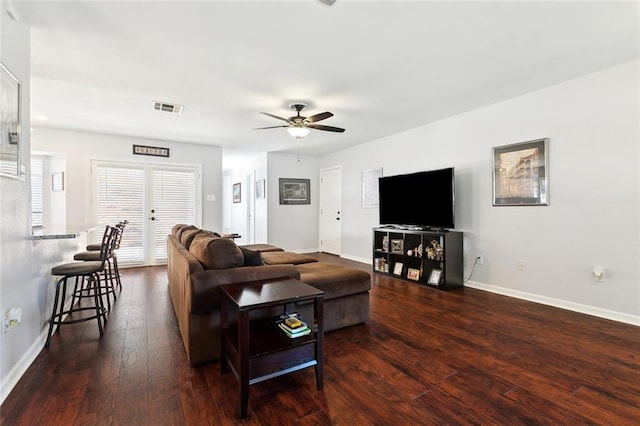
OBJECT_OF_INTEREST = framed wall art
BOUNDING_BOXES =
[255,179,265,199]
[233,182,241,203]
[0,61,22,180]
[52,171,64,191]
[279,178,310,205]
[493,138,549,206]
[361,167,382,208]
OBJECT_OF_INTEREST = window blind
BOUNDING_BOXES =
[31,156,44,228]
[152,169,196,262]
[96,165,145,265]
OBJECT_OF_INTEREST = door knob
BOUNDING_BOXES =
[150,217,155,221]
[151,209,155,213]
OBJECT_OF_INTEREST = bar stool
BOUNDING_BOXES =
[73,221,126,309]
[86,220,127,251]
[45,225,117,347]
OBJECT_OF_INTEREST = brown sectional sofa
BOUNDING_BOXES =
[167,224,371,365]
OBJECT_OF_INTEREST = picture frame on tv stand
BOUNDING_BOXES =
[390,239,403,253]
[427,269,442,286]
[393,262,404,276]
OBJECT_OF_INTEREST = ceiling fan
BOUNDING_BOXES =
[254,103,345,139]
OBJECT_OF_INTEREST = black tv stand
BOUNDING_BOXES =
[372,227,463,289]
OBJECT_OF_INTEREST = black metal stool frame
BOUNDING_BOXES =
[71,222,125,311]
[45,225,118,347]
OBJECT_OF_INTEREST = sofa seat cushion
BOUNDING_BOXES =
[189,236,244,269]
[297,262,371,300]
[239,244,284,253]
[261,251,318,265]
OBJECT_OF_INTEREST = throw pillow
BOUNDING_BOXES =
[240,247,264,266]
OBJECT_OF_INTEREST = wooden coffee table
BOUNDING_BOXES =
[220,278,324,418]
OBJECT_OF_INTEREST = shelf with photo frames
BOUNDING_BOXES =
[372,227,463,290]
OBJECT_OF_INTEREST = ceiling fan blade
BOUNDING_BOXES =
[305,111,333,123]
[253,125,289,130]
[307,124,345,133]
[260,112,291,123]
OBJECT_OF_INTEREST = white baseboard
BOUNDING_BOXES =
[341,253,372,265]
[0,332,46,405]
[465,280,640,327]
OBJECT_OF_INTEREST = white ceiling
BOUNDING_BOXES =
[14,0,640,156]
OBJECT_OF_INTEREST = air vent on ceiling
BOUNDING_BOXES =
[153,101,184,114]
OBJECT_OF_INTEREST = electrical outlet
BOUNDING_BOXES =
[3,307,22,336]
[517,260,526,271]
[476,255,484,265]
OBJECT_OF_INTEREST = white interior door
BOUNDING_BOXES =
[222,170,254,245]
[319,166,342,255]
[93,161,200,266]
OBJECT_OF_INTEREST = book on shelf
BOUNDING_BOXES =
[278,322,311,338]
[284,316,303,329]
[275,312,311,337]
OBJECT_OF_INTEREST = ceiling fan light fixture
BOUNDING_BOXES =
[287,126,310,139]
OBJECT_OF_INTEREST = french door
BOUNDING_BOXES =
[92,161,201,266]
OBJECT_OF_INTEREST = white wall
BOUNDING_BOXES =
[0,2,85,404]
[321,60,640,323]
[31,128,224,233]
[267,153,320,252]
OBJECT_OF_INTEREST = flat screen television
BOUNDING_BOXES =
[378,167,455,230]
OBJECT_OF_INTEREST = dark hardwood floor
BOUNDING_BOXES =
[2,253,639,425]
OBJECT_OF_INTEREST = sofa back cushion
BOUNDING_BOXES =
[189,235,244,269]
[180,228,206,249]
[176,224,198,241]
[171,223,188,236]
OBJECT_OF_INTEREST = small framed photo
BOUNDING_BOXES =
[407,268,420,281]
[493,138,549,206]
[393,262,403,276]
[427,269,442,286]
[391,239,403,253]
[233,182,241,203]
